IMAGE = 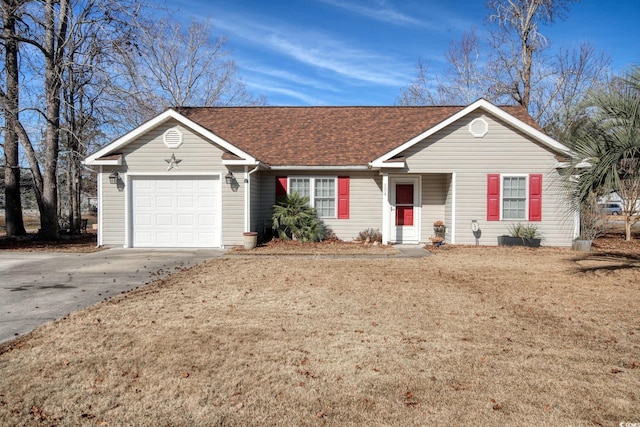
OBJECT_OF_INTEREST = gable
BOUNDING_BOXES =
[370,99,569,168]
[84,109,255,166]
[401,111,560,173]
[118,120,229,172]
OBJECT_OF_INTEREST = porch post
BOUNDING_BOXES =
[244,165,249,232]
[451,172,456,244]
[382,173,390,244]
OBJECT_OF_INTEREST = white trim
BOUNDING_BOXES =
[221,159,260,166]
[371,162,406,169]
[244,166,249,232]
[381,173,390,244]
[270,165,370,171]
[500,173,529,221]
[163,127,183,149]
[388,175,421,244]
[85,109,256,165]
[126,173,223,248]
[286,175,339,219]
[370,99,571,167]
[469,118,489,138]
[97,168,103,246]
[89,158,122,166]
[451,172,456,244]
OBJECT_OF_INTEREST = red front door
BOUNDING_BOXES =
[395,184,414,226]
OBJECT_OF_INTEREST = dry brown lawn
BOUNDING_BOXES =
[1,244,639,426]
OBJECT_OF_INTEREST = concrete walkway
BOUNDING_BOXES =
[393,244,431,258]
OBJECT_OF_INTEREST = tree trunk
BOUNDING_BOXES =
[2,0,26,237]
[38,0,70,239]
[625,215,632,242]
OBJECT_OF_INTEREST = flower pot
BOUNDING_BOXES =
[572,239,592,252]
[498,236,541,248]
[243,232,258,250]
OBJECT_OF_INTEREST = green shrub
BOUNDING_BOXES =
[507,222,540,239]
[272,193,326,242]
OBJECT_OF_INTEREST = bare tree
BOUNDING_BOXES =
[441,29,486,105]
[397,59,440,106]
[486,0,577,109]
[112,18,266,128]
[398,0,610,140]
[0,0,26,236]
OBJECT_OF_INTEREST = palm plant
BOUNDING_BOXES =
[272,192,326,242]
[566,66,640,241]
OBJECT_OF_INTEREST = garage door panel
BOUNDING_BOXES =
[156,196,174,208]
[198,214,215,226]
[131,176,220,248]
[135,196,153,208]
[177,195,195,208]
[156,214,174,226]
[134,213,152,226]
[177,214,194,226]
[156,180,173,190]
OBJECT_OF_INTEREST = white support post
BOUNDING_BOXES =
[381,173,390,244]
[451,172,456,244]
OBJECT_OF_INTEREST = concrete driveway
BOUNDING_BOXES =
[0,248,224,344]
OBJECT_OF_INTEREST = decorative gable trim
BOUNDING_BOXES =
[84,109,256,166]
[163,127,183,149]
[369,99,570,168]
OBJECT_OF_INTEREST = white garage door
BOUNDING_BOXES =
[131,176,220,248]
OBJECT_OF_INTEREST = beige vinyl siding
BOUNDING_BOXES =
[420,174,447,243]
[102,119,245,247]
[258,171,382,241]
[404,112,573,246]
[100,170,126,246]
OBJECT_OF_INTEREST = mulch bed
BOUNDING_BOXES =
[0,233,101,252]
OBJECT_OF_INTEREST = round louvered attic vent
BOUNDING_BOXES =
[469,118,489,138]
[163,128,183,149]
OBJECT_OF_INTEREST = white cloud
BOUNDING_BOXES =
[209,10,412,87]
[317,0,426,27]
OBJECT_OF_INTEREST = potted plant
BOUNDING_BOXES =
[572,193,604,251]
[430,235,444,247]
[498,223,542,248]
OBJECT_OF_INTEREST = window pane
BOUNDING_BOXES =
[289,178,310,199]
[314,178,335,217]
[502,176,526,219]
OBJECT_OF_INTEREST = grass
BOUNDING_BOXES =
[0,246,639,426]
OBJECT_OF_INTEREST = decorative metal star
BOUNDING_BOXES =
[165,153,182,171]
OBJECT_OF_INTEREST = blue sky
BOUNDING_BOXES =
[174,0,640,106]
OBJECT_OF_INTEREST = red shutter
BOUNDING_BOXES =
[528,174,542,221]
[487,174,500,221]
[275,176,287,200]
[337,176,350,219]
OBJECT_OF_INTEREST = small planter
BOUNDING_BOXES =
[572,239,592,252]
[498,235,541,248]
[243,232,258,250]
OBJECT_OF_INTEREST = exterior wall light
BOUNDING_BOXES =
[109,170,119,185]
[225,171,234,184]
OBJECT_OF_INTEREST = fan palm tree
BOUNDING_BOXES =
[567,66,640,240]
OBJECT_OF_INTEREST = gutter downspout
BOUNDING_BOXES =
[245,164,261,232]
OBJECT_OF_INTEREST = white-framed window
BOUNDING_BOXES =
[502,175,527,220]
[288,177,336,218]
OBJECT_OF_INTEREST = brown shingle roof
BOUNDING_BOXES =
[176,105,540,167]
